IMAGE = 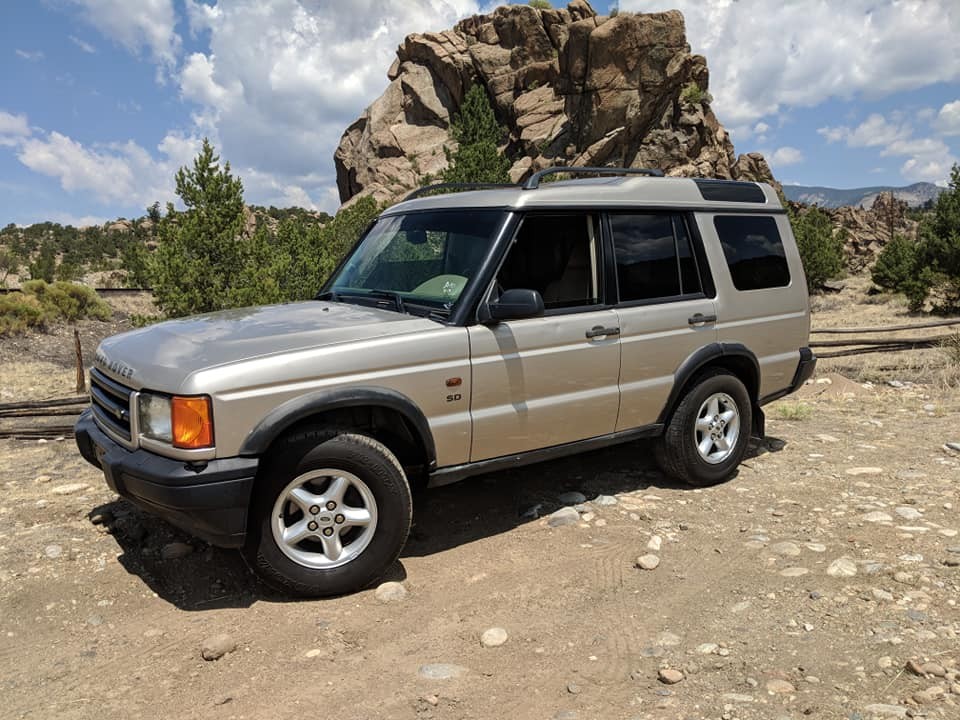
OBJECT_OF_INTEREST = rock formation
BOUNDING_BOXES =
[791,192,919,273]
[335,1,776,206]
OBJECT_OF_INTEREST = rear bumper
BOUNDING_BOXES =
[759,346,817,406]
[75,409,258,548]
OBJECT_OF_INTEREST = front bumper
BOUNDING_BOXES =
[75,409,259,548]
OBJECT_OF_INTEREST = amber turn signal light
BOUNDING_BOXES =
[171,396,214,449]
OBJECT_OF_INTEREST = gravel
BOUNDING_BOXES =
[547,507,580,527]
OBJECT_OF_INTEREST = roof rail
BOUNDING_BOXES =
[522,166,664,190]
[403,182,517,201]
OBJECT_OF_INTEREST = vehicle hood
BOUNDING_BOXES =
[94,301,439,392]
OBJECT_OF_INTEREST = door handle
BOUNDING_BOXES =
[688,313,717,326]
[586,326,620,338]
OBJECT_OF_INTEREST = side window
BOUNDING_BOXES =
[497,214,601,310]
[714,215,790,291]
[611,213,703,302]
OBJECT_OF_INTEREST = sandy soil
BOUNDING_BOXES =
[1,288,959,720]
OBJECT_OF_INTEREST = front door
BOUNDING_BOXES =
[468,213,621,461]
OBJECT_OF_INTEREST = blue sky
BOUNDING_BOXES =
[1,0,958,226]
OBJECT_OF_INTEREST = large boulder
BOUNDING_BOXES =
[335,1,776,205]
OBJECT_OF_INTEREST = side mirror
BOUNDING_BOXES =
[487,288,545,322]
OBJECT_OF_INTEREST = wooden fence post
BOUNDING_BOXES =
[74,329,86,394]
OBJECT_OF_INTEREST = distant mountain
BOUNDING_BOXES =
[782,182,943,209]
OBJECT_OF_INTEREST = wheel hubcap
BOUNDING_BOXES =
[693,392,740,465]
[271,469,378,569]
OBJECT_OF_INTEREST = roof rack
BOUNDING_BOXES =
[403,182,517,201]
[522,166,664,190]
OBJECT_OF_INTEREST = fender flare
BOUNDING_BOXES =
[656,342,761,426]
[239,386,437,468]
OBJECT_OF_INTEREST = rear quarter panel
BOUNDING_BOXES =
[696,213,811,399]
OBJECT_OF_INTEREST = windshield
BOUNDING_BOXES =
[328,209,506,315]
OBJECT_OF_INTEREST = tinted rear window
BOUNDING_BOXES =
[714,215,790,291]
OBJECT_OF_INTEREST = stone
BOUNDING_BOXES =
[635,554,660,570]
[305,648,323,658]
[766,679,795,694]
[34,475,51,484]
[160,542,193,560]
[418,663,469,680]
[826,557,857,577]
[548,507,581,527]
[593,494,618,506]
[553,712,578,720]
[946,442,960,452]
[558,491,587,505]
[50,483,90,495]
[872,588,894,602]
[374,581,408,603]
[646,535,662,552]
[770,541,801,557]
[920,662,946,677]
[335,5,778,207]
[201,634,237,661]
[695,643,719,654]
[89,509,113,526]
[658,668,684,684]
[862,704,908,719]
[846,467,883,476]
[44,544,62,559]
[862,511,893,523]
[780,567,809,577]
[480,627,508,648]
[567,683,581,694]
[894,506,922,520]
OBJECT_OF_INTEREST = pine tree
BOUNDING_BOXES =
[442,85,511,184]
[151,139,254,317]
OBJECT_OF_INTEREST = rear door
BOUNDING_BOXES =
[609,212,719,431]
[468,213,621,461]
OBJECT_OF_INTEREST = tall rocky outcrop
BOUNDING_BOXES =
[335,1,776,205]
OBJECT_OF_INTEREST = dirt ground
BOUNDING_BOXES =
[1,288,960,720]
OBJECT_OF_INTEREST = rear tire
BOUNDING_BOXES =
[655,369,752,487]
[245,429,412,597]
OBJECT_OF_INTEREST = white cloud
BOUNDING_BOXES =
[46,212,111,228]
[15,49,44,61]
[770,146,804,167]
[67,0,180,73]
[16,131,203,207]
[817,110,956,184]
[0,110,32,147]
[753,121,769,135]
[176,0,483,211]
[934,100,960,136]
[620,0,960,126]
[68,35,97,53]
[817,113,911,148]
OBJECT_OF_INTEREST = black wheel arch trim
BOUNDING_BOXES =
[239,386,437,468]
[657,342,761,426]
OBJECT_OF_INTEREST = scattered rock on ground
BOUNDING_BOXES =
[480,627,508,648]
[418,663,469,680]
[160,542,193,560]
[636,554,660,570]
[658,668,684,684]
[201,634,237,661]
[50,483,90,495]
[557,491,586,505]
[826,557,858,577]
[374,581,408,603]
[548,507,581,527]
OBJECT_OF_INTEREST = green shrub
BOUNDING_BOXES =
[0,281,111,334]
[870,163,960,313]
[680,82,712,105]
[442,84,511,185]
[872,234,918,291]
[528,0,552,8]
[790,206,845,289]
[0,292,49,335]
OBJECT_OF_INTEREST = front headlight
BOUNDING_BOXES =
[138,393,214,449]
[138,393,172,442]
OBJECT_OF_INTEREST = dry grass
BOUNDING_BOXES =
[773,401,813,421]
[811,275,960,389]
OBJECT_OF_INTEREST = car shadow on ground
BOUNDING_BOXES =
[93,436,785,611]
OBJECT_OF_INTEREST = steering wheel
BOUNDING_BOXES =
[412,274,467,300]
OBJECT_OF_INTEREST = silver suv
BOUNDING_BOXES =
[75,168,816,596]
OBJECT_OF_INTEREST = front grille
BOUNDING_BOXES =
[90,369,134,443]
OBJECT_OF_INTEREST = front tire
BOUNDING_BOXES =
[245,429,412,597]
[655,369,752,486]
